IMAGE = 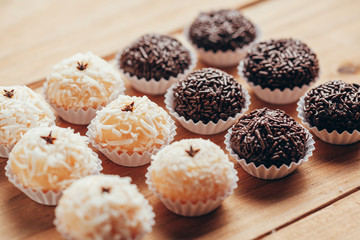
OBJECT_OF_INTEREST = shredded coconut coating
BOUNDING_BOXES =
[9,126,99,192]
[0,86,55,148]
[45,52,124,110]
[149,138,236,202]
[89,95,171,154]
[55,174,155,240]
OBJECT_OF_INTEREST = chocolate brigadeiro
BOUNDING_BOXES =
[304,80,360,133]
[119,34,192,81]
[189,9,257,52]
[230,108,307,168]
[173,68,246,124]
[242,38,320,90]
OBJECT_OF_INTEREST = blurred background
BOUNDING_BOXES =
[1,0,359,87]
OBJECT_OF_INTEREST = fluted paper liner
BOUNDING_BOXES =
[238,61,317,105]
[5,152,102,206]
[116,48,197,95]
[43,80,125,125]
[184,26,261,67]
[86,118,177,167]
[224,128,315,180]
[297,95,360,145]
[165,84,250,135]
[145,169,238,217]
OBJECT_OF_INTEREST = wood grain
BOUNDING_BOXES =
[0,0,359,239]
[264,190,360,240]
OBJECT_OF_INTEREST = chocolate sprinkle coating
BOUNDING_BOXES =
[189,9,257,52]
[230,108,307,168]
[119,34,191,81]
[173,68,246,124]
[304,80,360,133]
[242,38,320,90]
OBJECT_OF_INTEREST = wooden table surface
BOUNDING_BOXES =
[1,0,359,239]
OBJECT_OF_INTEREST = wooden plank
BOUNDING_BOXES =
[264,190,360,240]
[0,0,260,86]
[0,0,359,239]
[2,64,359,240]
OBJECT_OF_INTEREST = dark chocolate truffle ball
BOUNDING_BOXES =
[230,108,307,168]
[304,80,360,133]
[119,34,191,81]
[189,9,257,52]
[242,38,320,90]
[173,68,246,124]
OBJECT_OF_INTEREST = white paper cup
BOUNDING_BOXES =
[238,61,317,105]
[4,153,102,206]
[224,128,315,180]
[116,48,197,95]
[43,80,125,125]
[184,26,261,68]
[86,118,177,167]
[145,169,238,217]
[164,84,250,135]
[297,95,360,145]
